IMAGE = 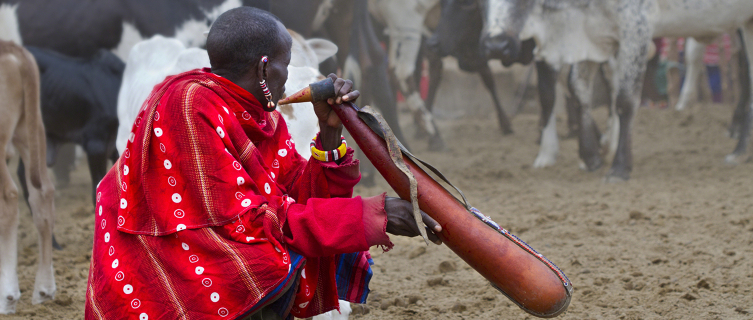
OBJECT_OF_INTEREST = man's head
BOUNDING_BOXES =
[207,7,292,111]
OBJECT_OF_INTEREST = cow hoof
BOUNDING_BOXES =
[32,288,55,305]
[723,153,747,165]
[428,135,446,152]
[533,154,557,168]
[0,293,20,314]
[604,169,630,183]
[580,157,603,172]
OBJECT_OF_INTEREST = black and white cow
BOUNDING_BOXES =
[19,47,124,202]
[482,0,753,181]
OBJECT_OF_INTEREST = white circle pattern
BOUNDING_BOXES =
[98,206,102,216]
[118,216,125,226]
[124,149,130,158]
[182,243,189,250]
[264,183,271,194]
[120,198,127,209]
[123,165,129,175]
[105,232,111,243]
[278,149,287,157]
[101,219,106,229]
[172,193,182,203]
[97,192,102,202]
[232,161,241,170]
[129,132,135,143]
[154,111,160,121]
[131,299,140,308]
[218,115,223,124]
[241,199,252,207]
[236,177,244,185]
[195,266,204,275]
[177,224,186,231]
[164,160,172,169]
[211,292,220,303]
[235,225,245,233]
[174,209,185,218]
[202,278,212,287]
[140,313,148,320]
[223,107,229,114]
[121,182,127,192]
[218,308,229,317]
[168,176,176,186]
[270,172,275,179]
[160,143,166,153]
[112,259,119,268]
[242,111,251,120]
[123,284,133,294]
[189,255,199,263]
[216,127,225,138]
[154,128,163,137]
[109,246,115,256]
[235,192,244,200]
[115,271,124,281]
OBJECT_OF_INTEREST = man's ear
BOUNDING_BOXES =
[256,55,269,81]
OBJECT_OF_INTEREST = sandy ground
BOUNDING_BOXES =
[5,78,753,319]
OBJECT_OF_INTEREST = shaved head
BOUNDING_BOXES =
[206,7,291,80]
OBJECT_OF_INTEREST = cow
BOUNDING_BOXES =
[116,31,338,159]
[19,47,124,201]
[482,0,753,181]
[427,0,539,137]
[0,40,56,314]
[369,0,447,150]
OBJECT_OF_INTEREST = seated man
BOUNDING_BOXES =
[85,6,441,320]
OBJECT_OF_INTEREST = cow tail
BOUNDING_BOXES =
[20,47,43,189]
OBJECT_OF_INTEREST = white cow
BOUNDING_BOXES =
[482,0,753,180]
[115,31,337,158]
[0,40,56,314]
[369,0,444,150]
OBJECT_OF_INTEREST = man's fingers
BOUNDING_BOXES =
[425,227,442,245]
[421,211,442,233]
[342,90,359,102]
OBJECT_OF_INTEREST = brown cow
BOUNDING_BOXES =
[0,40,55,314]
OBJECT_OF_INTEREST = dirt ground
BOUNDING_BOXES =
[5,92,753,319]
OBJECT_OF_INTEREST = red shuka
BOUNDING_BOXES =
[85,69,388,320]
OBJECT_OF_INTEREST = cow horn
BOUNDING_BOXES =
[278,77,336,105]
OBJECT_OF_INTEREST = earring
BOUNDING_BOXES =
[260,79,274,108]
[259,56,274,109]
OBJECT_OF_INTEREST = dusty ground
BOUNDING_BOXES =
[4,88,753,319]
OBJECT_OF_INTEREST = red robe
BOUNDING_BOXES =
[85,69,390,319]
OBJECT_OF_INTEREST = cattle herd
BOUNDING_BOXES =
[1,0,752,318]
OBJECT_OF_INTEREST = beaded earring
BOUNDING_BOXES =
[259,56,275,108]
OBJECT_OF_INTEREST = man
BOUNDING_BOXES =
[85,6,441,320]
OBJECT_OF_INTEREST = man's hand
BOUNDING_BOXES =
[385,197,442,244]
[313,74,360,150]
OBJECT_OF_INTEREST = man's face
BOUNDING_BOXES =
[263,21,293,112]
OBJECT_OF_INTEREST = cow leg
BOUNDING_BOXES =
[0,136,21,314]
[478,63,513,135]
[606,18,652,182]
[424,44,443,113]
[533,61,560,168]
[569,61,603,171]
[84,140,109,203]
[565,94,581,139]
[675,38,705,111]
[725,24,753,164]
[52,143,76,187]
[728,30,750,140]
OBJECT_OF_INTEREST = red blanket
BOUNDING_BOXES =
[86,69,376,319]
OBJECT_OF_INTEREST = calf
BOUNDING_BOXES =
[21,47,123,201]
[0,40,56,314]
[483,0,753,180]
